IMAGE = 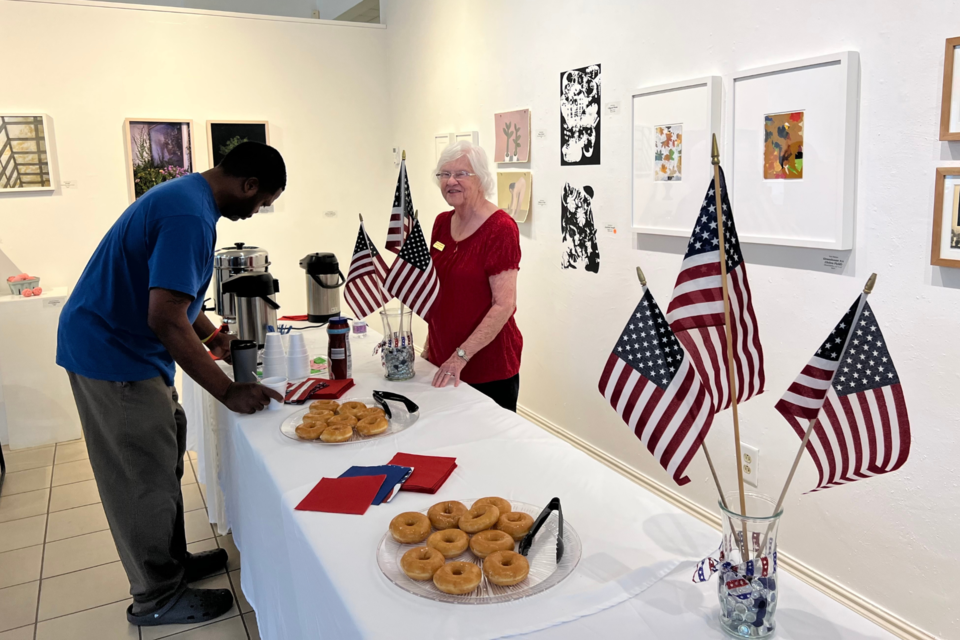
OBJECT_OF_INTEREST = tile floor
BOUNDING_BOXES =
[0,441,259,640]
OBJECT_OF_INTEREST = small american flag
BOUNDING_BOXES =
[344,222,390,320]
[385,160,414,254]
[383,218,439,320]
[598,286,714,486]
[775,295,910,492]
[667,168,764,413]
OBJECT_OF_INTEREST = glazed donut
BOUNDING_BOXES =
[326,414,358,427]
[433,561,482,595]
[473,497,512,515]
[338,401,367,415]
[294,423,326,440]
[400,546,445,581]
[357,407,386,421]
[302,412,329,427]
[497,511,535,541]
[483,550,529,586]
[310,400,339,413]
[389,512,431,544]
[458,504,500,534]
[319,424,353,443]
[356,415,389,436]
[306,409,334,422]
[427,528,469,558]
[428,501,468,530]
[469,529,514,559]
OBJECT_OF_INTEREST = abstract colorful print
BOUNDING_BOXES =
[763,111,803,180]
[654,124,682,181]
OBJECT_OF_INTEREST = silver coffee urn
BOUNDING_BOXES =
[213,243,270,324]
[299,253,345,323]
[220,273,280,348]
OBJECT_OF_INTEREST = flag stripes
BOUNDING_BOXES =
[344,223,390,319]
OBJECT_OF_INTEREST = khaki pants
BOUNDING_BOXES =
[67,372,188,614]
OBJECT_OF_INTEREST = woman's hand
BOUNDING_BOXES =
[432,353,467,388]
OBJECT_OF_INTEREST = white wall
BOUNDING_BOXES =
[383,1,959,637]
[0,0,393,322]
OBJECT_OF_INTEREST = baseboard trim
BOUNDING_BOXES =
[517,404,935,640]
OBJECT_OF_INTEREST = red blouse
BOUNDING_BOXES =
[426,210,523,384]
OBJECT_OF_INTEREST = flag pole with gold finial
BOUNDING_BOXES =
[637,266,730,510]
[711,134,749,529]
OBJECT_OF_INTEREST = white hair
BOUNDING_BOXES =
[434,141,495,199]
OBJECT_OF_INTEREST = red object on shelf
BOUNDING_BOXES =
[294,475,386,515]
[278,315,309,321]
[387,453,457,494]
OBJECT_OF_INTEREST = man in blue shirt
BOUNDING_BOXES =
[57,142,285,627]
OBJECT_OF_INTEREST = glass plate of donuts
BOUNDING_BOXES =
[279,396,419,445]
[376,499,581,605]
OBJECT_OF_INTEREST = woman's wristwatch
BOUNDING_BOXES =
[456,347,469,363]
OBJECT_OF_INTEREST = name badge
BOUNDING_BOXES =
[433,241,445,251]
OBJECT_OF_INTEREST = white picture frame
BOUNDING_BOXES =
[727,51,860,250]
[0,114,55,193]
[455,131,479,146]
[434,133,454,162]
[631,77,722,237]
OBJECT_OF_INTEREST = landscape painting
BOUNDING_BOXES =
[763,111,804,180]
[494,109,530,163]
[125,119,193,200]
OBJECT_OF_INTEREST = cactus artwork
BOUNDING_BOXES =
[494,109,530,163]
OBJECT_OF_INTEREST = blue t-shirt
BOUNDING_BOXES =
[57,174,220,387]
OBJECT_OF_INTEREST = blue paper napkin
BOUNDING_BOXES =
[338,465,413,505]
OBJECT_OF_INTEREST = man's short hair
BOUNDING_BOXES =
[219,142,286,193]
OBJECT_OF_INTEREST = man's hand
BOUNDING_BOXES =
[207,330,235,364]
[220,382,283,414]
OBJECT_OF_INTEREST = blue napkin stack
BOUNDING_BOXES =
[338,465,414,505]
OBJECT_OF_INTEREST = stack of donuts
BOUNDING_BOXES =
[389,497,536,595]
[294,400,389,443]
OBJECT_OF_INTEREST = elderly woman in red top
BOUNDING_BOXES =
[423,141,523,411]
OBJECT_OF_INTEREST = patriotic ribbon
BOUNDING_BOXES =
[692,545,777,588]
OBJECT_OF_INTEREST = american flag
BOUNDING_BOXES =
[383,218,439,320]
[598,286,714,486]
[666,168,764,413]
[385,160,414,254]
[344,221,390,320]
[775,296,910,492]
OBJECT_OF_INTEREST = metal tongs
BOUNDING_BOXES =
[371,390,419,419]
[518,497,564,563]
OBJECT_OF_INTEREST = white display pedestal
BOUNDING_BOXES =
[0,287,81,449]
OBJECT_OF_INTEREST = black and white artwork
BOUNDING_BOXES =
[560,183,600,273]
[560,64,601,166]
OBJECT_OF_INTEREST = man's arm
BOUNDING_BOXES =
[147,288,280,413]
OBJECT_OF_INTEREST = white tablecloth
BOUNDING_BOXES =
[184,329,895,639]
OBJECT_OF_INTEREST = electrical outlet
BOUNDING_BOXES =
[741,443,759,488]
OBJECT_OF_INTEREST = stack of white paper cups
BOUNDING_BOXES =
[262,332,287,380]
[286,332,310,381]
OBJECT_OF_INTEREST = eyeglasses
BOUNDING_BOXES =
[435,171,475,181]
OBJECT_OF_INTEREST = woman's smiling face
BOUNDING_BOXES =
[438,155,480,208]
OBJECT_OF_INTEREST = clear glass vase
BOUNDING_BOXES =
[717,492,782,638]
[379,308,415,381]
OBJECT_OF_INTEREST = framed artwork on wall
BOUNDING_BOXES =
[124,118,194,202]
[0,114,54,192]
[727,51,860,250]
[630,76,721,237]
[494,109,530,163]
[930,167,960,268]
[940,36,960,141]
[434,133,454,162]
[207,120,269,167]
[497,171,532,222]
[560,64,601,166]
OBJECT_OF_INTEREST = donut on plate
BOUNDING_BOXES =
[458,504,500,534]
[483,550,529,586]
[433,561,482,595]
[428,501,467,530]
[319,424,353,443]
[389,512,431,544]
[469,529,514,559]
[356,415,388,436]
[473,497,512,515]
[400,547,444,581]
[427,529,469,558]
[497,511,534,541]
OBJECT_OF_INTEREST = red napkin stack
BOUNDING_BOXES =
[294,475,385,515]
[388,453,457,494]
[284,378,355,404]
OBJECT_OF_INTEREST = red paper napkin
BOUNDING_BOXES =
[294,475,386,515]
[388,453,457,494]
[284,378,355,404]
